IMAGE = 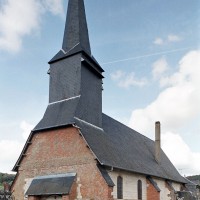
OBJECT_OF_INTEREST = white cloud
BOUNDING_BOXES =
[130,50,200,133]
[162,132,200,175]
[42,0,64,16]
[0,121,33,173]
[0,0,41,52]
[20,120,34,140]
[168,34,182,42]
[111,70,125,81]
[0,0,64,52]
[161,51,200,88]
[154,38,164,45]
[111,70,147,89]
[129,50,200,174]
[152,57,169,80]
[153,34,182,46]
[0,140,23,173]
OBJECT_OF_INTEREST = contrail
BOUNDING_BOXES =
[101,47,193,65]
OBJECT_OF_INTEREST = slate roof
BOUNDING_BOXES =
[13,110,186,184]
[33,97,79,131]
[62,0,91,55]
[49,0,98,66]
[97,164,115,187]
[26,173,76,196]
[75,114,187,184]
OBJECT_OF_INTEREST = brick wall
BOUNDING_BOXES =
[12,127,113,200]
[68,179,77,200]
[147,179,160,200]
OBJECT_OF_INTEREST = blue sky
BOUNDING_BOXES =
[0,0,199,175]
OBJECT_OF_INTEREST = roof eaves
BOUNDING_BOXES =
[184,177,198,185]
[12,131,35,172]
[75,128,104,165]
[26,173,76,196]
[48,50,82,64]
[13,123,75,172]
[102,164,187,184]
[33,123,74,133]
[81,56,104,78]
[97,164,115,187]
[81,51,104,73]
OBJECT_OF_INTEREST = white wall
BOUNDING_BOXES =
[108,170,182,200]
[109,171,147,200]
[154,178,182,200]
[172,182,181,191]
[155,178,171,200]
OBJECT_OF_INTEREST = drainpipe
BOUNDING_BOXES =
[155,121,161,164]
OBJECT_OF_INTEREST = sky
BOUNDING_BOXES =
[0,0,199,176]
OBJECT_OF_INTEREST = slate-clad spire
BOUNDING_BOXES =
[49,0,93,64]
[62,0,91,55]
[35,0,104,129]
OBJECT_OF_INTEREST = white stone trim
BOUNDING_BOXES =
[74,117,103,131]
[49,95,81,105]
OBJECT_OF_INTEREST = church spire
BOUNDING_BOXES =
[62,0,91,54]
[32,0,104,131]
[49,0,92,63]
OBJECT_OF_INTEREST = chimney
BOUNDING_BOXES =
[155,121,161,164]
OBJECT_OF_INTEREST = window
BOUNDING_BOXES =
[138,180,142,200]
[117,176,123,199]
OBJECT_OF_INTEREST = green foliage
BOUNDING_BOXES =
[0,172,16,189]
[187,175,200,181]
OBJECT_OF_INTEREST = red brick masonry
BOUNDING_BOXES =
[12,127,113,200]
[147,179,160,200]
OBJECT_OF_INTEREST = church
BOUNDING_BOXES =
[11,0,187,199]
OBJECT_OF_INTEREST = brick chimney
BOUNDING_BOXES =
[155,121,161,164]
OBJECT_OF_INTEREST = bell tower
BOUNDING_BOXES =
[34,0,104,130]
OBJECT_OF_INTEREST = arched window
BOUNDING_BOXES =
[138,180,142,200]
[117,176,123,199]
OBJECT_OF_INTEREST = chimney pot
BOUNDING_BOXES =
[155,121,161,164]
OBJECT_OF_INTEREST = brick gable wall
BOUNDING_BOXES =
[12,127,113,200]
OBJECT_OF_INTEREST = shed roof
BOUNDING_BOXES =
[26,173,76,196]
